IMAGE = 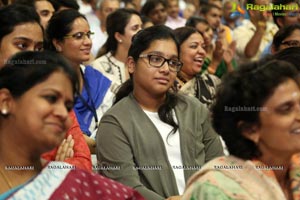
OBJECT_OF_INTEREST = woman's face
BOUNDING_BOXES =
[253,79,300,157]
[0,22,43,68]
[35,0,55,29]
[195,22,213,47]
[129,39,178,97]
[180,32,206,76]
[118,14,142,51]
[5,71,74,153]
[54,17,92,66]
[148,3,167,25]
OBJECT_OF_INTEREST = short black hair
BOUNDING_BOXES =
[141,0,167,16]
[199,3,221,15]
[185,16,209,27]
[51,0,79,10]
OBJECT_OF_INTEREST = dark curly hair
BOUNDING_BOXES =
[272,24,300,53]
[212,59,300,159]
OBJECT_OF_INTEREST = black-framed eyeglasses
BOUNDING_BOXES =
[281,40,300,47]
[139,54,183,72]
[64,31,94,40]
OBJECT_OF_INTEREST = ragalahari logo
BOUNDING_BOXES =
[230,2,246,19]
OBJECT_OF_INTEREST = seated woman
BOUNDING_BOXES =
[91,8,142,88]
[174,26,220,108]
[185,16,237,78]
[46,9,115,141]
[0,4,43,68]
[96,25,224,200]
[271,24,300,54]
[182,58,300,199]
[0,51,143,199]
[0,4,92,170]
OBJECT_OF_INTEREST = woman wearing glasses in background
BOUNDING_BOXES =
[96,25,224,200]
[271,23,300,54]
[46,9,115,152]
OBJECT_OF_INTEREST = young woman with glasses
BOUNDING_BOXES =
[45,9,115,148]
[96,25,224,200]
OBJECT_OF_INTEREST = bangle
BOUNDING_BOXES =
[257,21,266,27]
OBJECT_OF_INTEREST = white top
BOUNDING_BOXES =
[144,110,185,194]
[90,52,126,90]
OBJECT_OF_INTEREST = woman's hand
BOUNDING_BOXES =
[212,39,224,63]
[55,135,75,161]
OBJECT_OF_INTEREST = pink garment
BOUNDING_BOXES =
[42,110,92,172]
[51,167,144,199]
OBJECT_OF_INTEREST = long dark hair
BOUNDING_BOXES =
[97,8,140,58]
[115,25,180,135]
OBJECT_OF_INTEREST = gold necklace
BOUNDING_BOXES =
[0,167,13,189]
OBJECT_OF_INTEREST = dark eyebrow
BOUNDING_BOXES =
[147,51,178,58]
[13,37,33,42]
[13,37,43,45]
[40,9,51,12]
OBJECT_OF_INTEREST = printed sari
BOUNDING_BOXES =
[1,162,144,200]
[182,155,300,200]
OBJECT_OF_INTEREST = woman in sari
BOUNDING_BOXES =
[0,4,92,170]
[0,51,143,200]
[46,9,115,142]
[182,58,300,200]
[174,26,220,108]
